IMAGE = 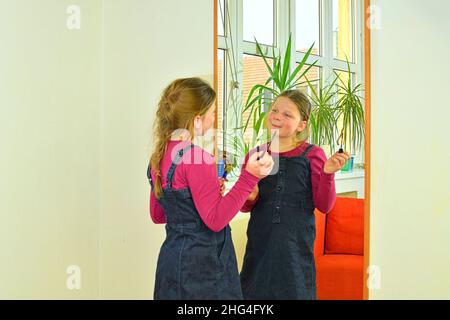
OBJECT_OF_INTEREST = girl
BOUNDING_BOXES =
[147,77,274,300]
[240,90,350,300]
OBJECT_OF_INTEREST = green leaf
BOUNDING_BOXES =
[286,43,316,86]
[280,34,293,89]
[255,38,274,76]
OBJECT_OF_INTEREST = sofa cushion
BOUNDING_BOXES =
[315,254,363,300]
[314,209,327,257]
[325,197,364,255]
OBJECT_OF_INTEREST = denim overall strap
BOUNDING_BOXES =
[166,144,194,189]
[301,144,315,158]
[147,164,154,189]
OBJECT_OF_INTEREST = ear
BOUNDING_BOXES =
[297,120,307,133]
[193,115,202,129]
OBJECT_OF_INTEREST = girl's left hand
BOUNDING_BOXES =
[219,178,226,196]
[323,151,351,174]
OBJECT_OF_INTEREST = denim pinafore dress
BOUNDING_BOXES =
[240,144,317,300]
[147,144,242,300]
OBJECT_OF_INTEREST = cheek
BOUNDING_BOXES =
[284,119,298,132]
[203,114,214,130]
[267,112,278,125]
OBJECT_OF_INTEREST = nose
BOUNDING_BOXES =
[272,116,281,125]
[271,113,280,122]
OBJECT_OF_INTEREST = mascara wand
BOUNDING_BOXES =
[257,131,277,161]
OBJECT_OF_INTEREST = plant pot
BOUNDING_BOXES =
[218,159,225,178]
[340,156,354,172]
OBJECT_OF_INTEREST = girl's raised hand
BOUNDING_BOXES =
[323,151,351,174]
[246,151,274,179]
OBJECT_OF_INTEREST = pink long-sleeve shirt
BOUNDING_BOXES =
[240,142,336,214]
[149,140,260,232]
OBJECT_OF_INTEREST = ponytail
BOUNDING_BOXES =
[149,77,216,199]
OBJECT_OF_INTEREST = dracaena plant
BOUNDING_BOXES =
[241,34,318,149]
[222,34,318,177]
[306,75,339,153]
[334,59,365,155]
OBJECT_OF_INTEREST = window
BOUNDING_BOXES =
[217,49,225,137]
[243,0,275,45]
[217,0,225,36]
[296,0,321,55]
[217,0,363,164]
[333,0,355,62]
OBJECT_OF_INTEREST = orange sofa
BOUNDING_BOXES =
[314,197,365,300]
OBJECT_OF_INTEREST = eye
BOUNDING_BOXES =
[284,113,292,118]
[272,108,278,113]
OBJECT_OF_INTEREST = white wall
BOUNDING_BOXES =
[99,0,213,299]
[370,0,450,299]
[0,0,102,299]
[0,0,213,299]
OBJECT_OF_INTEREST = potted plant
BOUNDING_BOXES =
[306,75,339,154]
[222,34,317,177]
[333,59,365,171]
[241,34,317,145]
[221,38,364,176]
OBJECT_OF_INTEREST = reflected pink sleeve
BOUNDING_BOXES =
[307,147,336,213]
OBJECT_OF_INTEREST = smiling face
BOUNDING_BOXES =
[267,96,307,140]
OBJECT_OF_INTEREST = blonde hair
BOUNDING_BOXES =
[150,77,216,198]
[274,90,312,143]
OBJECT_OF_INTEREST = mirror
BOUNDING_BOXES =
[216,0,370,300]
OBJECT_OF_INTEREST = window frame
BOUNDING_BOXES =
[217,0,364,158]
